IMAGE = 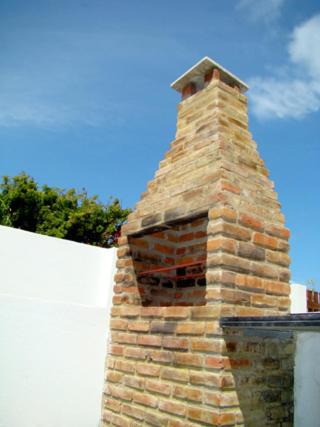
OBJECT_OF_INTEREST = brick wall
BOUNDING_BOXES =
[101,64,293,426]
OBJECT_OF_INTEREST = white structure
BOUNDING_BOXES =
[290,283,308,314]
[0,226,116,427]
[295,332,320,427]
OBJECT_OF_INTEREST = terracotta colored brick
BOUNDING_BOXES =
[191,305,220,319]
[136,363,161,377]
[219,222,252,241]
[221,180,241,195]
[123,375,145,390]
[235,274,264,291]
[162,367,189,383]
[110,319,128,331]
[205,356,225,369]
[121,403,145,421]
[163,337,189,350]
[115,359,135,374]
[114,332,137,345]
[159,399,186,417]
[239,213,264,231]
[154,243,175,255]
[265,224,290,240]
[120,306,141,318]
[207,237,237,254]
[147,350,174,364]
[106,370,123,383]
[124,347,146,360]
[191,338,223,353]
[188,407,219,424]
[266,250,290,267]
[176,322,205,335]
[189,371,222,387]
[253,232,278,250]
[209,207,237,222]
[104,397,121,413]
[146,380,171,396]
[110,345,124,356]
[172,385,202,402]
[265,280,290,296]
[133,391,158,408]
[174,352,203,367]
[128,321,150,332]
[109,385,132,401]
[137,334,162,347]
[141,307,164,318]
[163,306,190,319]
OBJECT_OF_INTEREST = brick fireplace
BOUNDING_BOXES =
[102,57,293,426]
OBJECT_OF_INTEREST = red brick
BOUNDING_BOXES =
[176,322,205,335]
[209,207,237,222]
[221,180,241,195]
[133,391,158,408]
[128,321,150,332]
[124,347,146,360]
[154,243,175,255]
[253,232,278,250]
[146,380,171,396]
[163,337,189,350]
[162,367,189,383]
[159,399,186,417]
[137,334,162,347]
[136,363,161,377]
[239,213,264,231]
[174,353,203,367]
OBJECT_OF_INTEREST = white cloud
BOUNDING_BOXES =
[289,15,320,79]
[249,14,320,120]
[237,0,285,23]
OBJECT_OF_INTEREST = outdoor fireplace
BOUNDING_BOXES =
[102,57,293,427]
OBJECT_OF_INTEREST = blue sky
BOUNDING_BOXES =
[0,0,319,286]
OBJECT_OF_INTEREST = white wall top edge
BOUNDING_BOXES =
[0,225,117,307]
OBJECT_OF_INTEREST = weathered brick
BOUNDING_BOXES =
[159,399,186,417]
[133,391,158,408]
[136,363,161,377]
[162,367,189,383]
[146,380,171,396]
[138,335,162,347]
[176,322,205,335]
[163,337,189,350]
[127,320,149,332]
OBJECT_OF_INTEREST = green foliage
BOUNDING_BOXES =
[0,172,131,247]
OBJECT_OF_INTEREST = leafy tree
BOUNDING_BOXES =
[0,172,131,247]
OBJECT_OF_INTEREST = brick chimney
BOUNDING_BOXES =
[102,57,293,426]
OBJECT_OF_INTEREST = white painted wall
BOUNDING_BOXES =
[294,332,320,427]
[0,226,116,427]
[290,283,307,313]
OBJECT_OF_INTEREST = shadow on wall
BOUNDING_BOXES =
[222,328,294,426]
[128,215,208,307]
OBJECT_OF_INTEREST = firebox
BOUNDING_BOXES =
[129,214,208,306]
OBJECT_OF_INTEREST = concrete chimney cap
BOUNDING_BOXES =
[171,56,249,94]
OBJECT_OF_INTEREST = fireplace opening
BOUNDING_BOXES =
[128,215,208,307]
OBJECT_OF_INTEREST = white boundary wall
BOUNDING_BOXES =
[0,226,116,427]
[290,283,307,314]
[295,332,320,427]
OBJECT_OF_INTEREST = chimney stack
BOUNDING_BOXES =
[101,58,293,426]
